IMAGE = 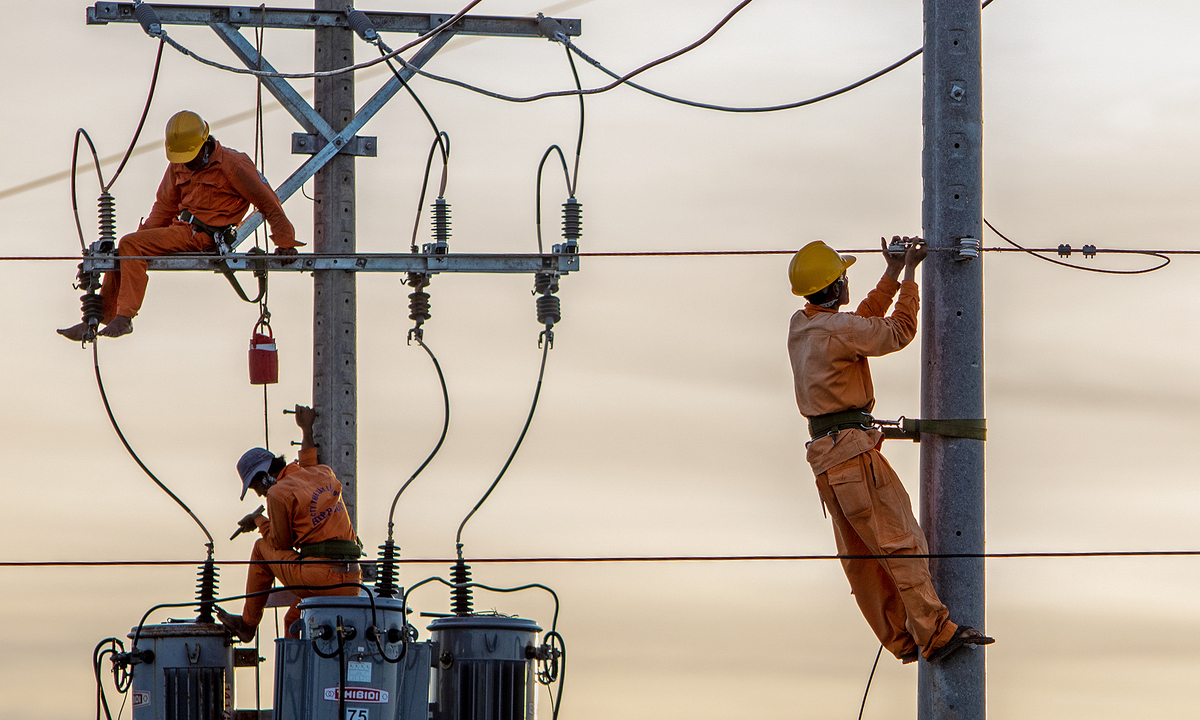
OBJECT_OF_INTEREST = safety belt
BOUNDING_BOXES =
[180,210,268,304]
[878,417,987,442]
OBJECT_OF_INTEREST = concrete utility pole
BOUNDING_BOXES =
[919,0,986,718]
[312,0,359,526]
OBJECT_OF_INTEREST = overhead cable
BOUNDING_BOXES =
[146,0,482,79]
[6,549,1200,568]
[564,0,997,113]
[984,218,1171,275]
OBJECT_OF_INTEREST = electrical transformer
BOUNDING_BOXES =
[128,622,235,720]
[274,595,431,720]
[427,615,542,720]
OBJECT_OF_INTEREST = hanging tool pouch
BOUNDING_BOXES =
[180,210,268,303]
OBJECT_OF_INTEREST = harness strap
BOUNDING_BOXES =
[179,210,268,304]
[808,408,873,439]
[879,418,987,442]
[297,538,364,561]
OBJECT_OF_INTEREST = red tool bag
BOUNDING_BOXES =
[249,318,278,385]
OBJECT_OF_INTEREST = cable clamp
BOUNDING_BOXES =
[876,416,986,442]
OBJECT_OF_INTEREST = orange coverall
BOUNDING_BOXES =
[243,447,361,637]
[100,140,298,322]
[787,274,957,661]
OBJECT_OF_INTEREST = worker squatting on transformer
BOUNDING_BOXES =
[58,110,299,341]
[216,405,363,642]
[786,238,994,664]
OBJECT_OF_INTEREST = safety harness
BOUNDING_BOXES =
[179,210,268,304]
[297,538,364,561]
[808,408,987,443]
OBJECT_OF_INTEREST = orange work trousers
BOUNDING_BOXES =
[815,449,957,660]
[242,539,362,638]
[100,222,214,322]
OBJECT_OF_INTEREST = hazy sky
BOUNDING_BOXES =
[2,1,1199,719]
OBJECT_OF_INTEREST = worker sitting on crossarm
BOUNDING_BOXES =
[59,110,299,341]
[216,405,362,642]
[786,237,994,664]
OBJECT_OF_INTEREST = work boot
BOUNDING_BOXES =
[98,315,133,338]
[214,607,257,644]
[57,323,89,341]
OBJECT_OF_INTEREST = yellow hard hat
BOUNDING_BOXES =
[788,241,856,297]
[164,111,210,163]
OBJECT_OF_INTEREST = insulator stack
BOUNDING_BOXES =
[561,198,582,242]
[536,294,561,328]
[347,8,380,43]
[133,1,162,37]
[533,272,559,296]
[409,291,431,324]
[81,293,104,330]
[97,192,117,251]
[376,539,400,599]
[195,558,219,624]
[431,198,451,245]
[450,558,473,616]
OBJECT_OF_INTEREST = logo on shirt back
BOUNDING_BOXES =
[310,484,344,527]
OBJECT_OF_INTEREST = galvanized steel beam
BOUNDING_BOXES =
[81,253,581,274]
[87,3,581,37]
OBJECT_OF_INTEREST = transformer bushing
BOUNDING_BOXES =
[127,622,234,720]
[274,595,431,720]
[428,615,542,720]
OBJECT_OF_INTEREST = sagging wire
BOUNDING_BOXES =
[455,339,552,550]
[563,0,999,114]
[402,575,567,720]
[858,645,884,720]
[388,0,758,104]
[375,336,451,603]
[129,0,482,79]
[92,340,217,598]
[984,218,1171,275]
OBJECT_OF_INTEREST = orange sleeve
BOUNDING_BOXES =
[297,447,319,468]
[142,166,181,229]
[855,274,901,318]
[845,279,919,358]
[225,156,300,248]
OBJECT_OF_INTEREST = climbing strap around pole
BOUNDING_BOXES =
[297,538,364,560]
[877,417,987,442]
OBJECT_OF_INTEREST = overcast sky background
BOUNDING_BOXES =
[2,1,1199,718]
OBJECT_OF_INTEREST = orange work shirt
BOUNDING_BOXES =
[787,274,919,475]
[143,140,299,248]
[253,448,356,552]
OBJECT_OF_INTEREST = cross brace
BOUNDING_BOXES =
[86,2,582,259]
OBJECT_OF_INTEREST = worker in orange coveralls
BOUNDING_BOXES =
[216,405,362,642]
[787,237,993,664]
[58,110,299,341]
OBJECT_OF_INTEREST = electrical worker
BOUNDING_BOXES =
[58,110,300,341]
[215,405,362,642]
[787,237,993,664]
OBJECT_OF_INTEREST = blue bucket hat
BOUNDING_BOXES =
[236,448,275,500]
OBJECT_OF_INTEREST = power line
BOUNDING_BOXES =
[4,550,1200,568]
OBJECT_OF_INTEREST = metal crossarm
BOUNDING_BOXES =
[82,252,580,275]
[87,3,581,37]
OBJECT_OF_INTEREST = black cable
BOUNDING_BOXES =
[387,337,451,530]
[410,134,452,253]
[535,146,571,254]
[8,549,1200,568]
[71,129,106,251]
[984,218,1171,275]
[106,38,165,190]
[93,638,124,720]
[92,341,215,547]
[564,45,585,197]
[858,645,884,720]
[402,575,562,632]
[456,339,552,545]
[153,0,483,80]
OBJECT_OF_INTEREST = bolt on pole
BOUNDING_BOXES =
[312,0,359,527]
[919,0,986,718]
